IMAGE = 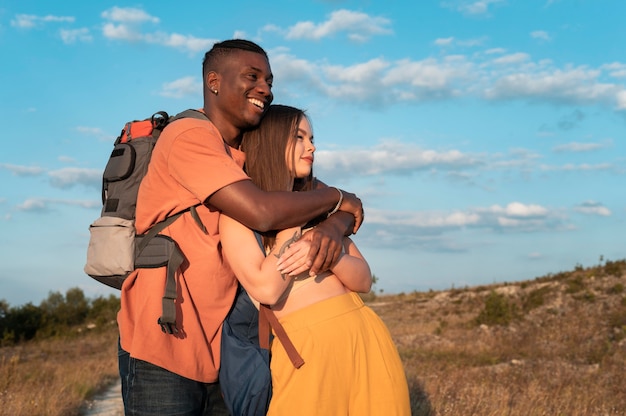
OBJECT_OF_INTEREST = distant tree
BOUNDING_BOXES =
[0,299,10,343]
[64,287,89,326]
[39,288,90,336]
[0,299,9,319]
[88,294,120,327]
[3,302,44,342]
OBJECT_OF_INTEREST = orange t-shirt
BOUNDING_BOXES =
[117,114,249,382]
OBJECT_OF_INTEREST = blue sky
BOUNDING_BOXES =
[1,0,625,306]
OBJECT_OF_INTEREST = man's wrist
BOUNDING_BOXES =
[327,187,343,217]
[321,210,354,237]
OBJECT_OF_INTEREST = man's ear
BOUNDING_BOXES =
[206,71,220,92]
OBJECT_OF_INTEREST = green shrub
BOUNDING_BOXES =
[607,283,624,295]
[604,260,624,277]
[523,286,552,312]
[474,291,518,326]
[573,290,596,303]
[566,276,586,294]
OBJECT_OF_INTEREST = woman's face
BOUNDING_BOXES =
[288,116,315,179]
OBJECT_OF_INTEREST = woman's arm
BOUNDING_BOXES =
[329,237,373,294]
[219,214,301,305]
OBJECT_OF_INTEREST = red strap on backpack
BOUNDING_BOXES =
[119,111,170,143]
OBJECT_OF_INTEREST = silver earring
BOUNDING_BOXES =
[212,89,218,95]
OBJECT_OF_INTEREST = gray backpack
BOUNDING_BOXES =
[84,109,207,334]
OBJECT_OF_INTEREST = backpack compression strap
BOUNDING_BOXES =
[135,205,205,334]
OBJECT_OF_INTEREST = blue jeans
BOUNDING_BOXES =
[118,340,229,416]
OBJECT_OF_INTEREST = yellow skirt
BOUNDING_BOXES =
[267,292,411,416]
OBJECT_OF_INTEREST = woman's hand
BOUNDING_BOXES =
[275,238,312,277]
[276,219,344,277]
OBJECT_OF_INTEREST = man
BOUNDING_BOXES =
[117,39,363,415]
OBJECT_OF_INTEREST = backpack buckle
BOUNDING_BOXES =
[158,318,178,335]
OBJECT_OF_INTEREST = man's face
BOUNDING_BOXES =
[217,50,274,131]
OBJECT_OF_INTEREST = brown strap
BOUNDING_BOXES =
[259,304,305,369]
[258,302,270,350]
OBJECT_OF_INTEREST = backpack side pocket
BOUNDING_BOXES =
[84,216,135,289]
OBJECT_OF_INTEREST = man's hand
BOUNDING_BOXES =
[276,220,344,277]
[337,190,364,234]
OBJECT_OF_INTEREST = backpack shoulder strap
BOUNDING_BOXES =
[171,108,210,123]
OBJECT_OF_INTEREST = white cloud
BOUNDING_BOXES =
[48,168,102,189]
[328,58,390,84]
[76,126,105,135]
[102,22,142,41]
[366,208,481,228]
[443,0,505,15]
[101,7,159,24]
[530,30,551,41]
[100,7,216,54]
[617,90,626,110]
[487,202,548,217]
[574,201,611,217]
[144,32,216,54]
[602,62,626,79]
[75,126,114,142]
[364,201,563,236]
[540,163,613,172]
[233,30,248,39]
[16,198,100,213]
[17,198,50,212]
[11,14,74,29]
[552,141,607,153]
[285,9,392,41]
[60,28,92,44]
[434,36,487,48]
[484,66,622,106]
[159,76,202,98]
[58,156,76,164]
[315,140,481,178]
[435,37,455,46]
[492,53,530,65]
[0,163,44,176]
[271,43,625,110]
[485,48,506,55]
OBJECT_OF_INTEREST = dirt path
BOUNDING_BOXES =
[81,379,123,416]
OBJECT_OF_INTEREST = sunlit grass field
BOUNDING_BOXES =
[1,259,625,415]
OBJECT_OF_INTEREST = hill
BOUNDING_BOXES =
[369,258,626,415]
[1,259,625,415]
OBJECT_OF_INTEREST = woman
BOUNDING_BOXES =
[219,105,411,415]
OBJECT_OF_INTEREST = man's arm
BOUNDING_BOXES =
[208,178,363,276]
[297,179,359,274]
[207,179,362,233]
[275,178,363,276]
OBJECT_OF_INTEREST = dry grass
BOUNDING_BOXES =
[2,262,625,415]
[371,264,626,415]
[0,326,119,416]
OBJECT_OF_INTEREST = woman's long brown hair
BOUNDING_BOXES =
[241,104,316,249]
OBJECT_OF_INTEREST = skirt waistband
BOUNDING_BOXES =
[276,292,364,332]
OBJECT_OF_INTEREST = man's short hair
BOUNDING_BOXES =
[202,39,268,75]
